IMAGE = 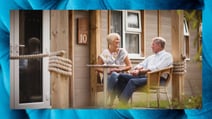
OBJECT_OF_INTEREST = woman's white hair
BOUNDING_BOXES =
[106,33,121,44]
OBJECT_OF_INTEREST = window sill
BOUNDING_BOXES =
[129,56,145,60]
[185,58,190,61]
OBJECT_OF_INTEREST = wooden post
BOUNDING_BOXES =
[51,72,70,108]
[157,10,161,36]
[50,10,70,108]
[89,10,101,106]
[171,10,185,102]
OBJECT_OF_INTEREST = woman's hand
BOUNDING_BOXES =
[108,68,121,74]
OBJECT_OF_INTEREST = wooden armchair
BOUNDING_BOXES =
[131,66,173,108]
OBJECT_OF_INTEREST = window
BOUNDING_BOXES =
[10,10,50,109]
[110,10,143,59]
[126,11,141,32]
[183,17,190,59]
[125,33,140,54]
[183,18,189,36]
[110,11,123,46]
[183,36,190,59]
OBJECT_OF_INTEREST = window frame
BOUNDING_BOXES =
[110,10,143,59]
[183,17,189,36]
[10,10,51,109]
[123,31,142,59]
[183,17,190,60]
[124,10,143,59]
[183,36,190,60]
[125,10,142,32]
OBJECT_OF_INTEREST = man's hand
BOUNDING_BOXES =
[129,69,140,76]
[128,67,143,76]
[129,68,150,76]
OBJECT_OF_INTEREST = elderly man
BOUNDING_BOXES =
[116,36,173,104]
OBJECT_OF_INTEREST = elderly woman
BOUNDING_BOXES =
[97,33,132,105]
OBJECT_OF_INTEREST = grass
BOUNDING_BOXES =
[97,92,202,109]
[113,96,202,109]
[132,100,171,109]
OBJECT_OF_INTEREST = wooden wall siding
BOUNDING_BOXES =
[144,11,158,56]
[101,10,108,51]
[73,11,90,107]
[159,11,172,53]
[50,10,70,108]
[185,60,202,95]
[184,28,202,96]
[188,28,200,60]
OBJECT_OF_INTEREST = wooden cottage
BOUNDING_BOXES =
[10,10,202,108]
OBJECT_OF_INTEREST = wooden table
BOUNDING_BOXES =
[87,64,124,107]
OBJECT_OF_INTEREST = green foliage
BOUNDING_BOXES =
[184,10,202,29]
[172,95,202,109]
[184,10,202,61]
[194,45,202,62]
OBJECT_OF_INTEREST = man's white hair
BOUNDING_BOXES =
[152,37,166,48]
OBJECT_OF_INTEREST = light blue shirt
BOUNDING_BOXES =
[134,50,173,71]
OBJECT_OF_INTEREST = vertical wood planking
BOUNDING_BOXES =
[50,10,70,108]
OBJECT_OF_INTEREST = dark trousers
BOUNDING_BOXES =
[115,73,168,102]
[114,73,146,101]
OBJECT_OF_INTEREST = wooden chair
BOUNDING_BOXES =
[131,66,173,108]
[96,72,104,92]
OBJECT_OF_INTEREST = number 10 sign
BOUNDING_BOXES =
[77,18,88,45]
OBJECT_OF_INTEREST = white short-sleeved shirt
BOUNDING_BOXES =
[134,50,173,71]
[99,48,128,65]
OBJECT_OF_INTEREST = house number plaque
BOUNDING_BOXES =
[77,18,88,45]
